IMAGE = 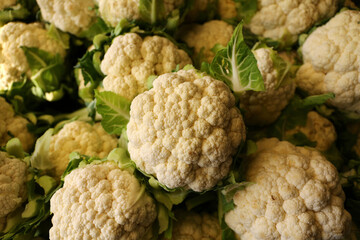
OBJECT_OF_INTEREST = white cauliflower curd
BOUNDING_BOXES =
[48,121,118,178]
[225,138,352,240]
[296,10,360,113]
[0,97,35,152]
[36,0,97,36]
[100,33,192,101]
[127,69,246,192]
[0,22,66,91]
[0,152,27,232]
[50,161,157,240]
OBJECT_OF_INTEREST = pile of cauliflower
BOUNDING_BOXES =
[1,0,360,239]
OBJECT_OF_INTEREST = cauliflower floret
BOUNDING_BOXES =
[239,48,296,126]
[218,0,237,19]
[49,121,118,178]
[0,22,66,91]
[127,69,246,192]
[0,0,16,10]
[249,0,339,44]
[285,111,337,152]
[170,211,221,240]
[0,152,27,231]
[225,138,352,240]
[98,0,184,27]
[36,0,97,36]
[50,161,157,240]
[101,33,192,101]
[296,10,360,113]
[179,20,234,63]
[0,97,35,152]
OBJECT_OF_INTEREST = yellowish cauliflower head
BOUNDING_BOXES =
[0,22,66,91]
[0,152,27,231]
[0,0,16,10]
[225,138,352,240]
[239,48,295,126]
[50,161,157,240]
[217,0,237,19]
[179,20,234,63]
[297,10,360,113]
[98,0,184,27]
[36,0,97,36]
[127,69,246,192]
[101,33,192,101]
[170,211,221,240]
[249,0,339,43]
[49,121,118,178]
[0,97,35,152]
[285,111,337,152]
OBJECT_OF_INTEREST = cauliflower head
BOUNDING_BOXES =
[49,121,118,178]
[36,0,97,36]
[249,0,339,44]
[0,152,27,232]
[179,20,234,63]
[0,97,35,152]
[98,0,184,27]
[296,10,360,113]
[170,211,221,240]
[50,161,157,240]
[0,22,66,91]
[127,69,246,192]
[285,111,337,152]
[239,48,296,126]
[217,0,237,19]
[0,0,16,10]
[225,138,352,240]
[101,33,192,101]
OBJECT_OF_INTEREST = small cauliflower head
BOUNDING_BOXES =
[239,47,295,126]
[50,161,157,240]
[217,0,237,19]
[127,69,246,192]
[249,0,339,44]
[285,111,337,152]
[0,97,35,152]
[179,20,234,63]
[98,0,184,27]
[296,10,360,113]
[36,0,97,36]
[101,33,192,101]
[225,138,352,240]
[49,121,118,178]
[0,22,66,91]
[170,211,221,240]
[0,152,27,232]
[0,0,16,10]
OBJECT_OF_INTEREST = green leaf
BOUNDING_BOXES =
[95,90,131,135]
[139,0,166,24]
[218,190,237,240]
[0,4,30,25]
[234,0,257,23]
[6,138,25,158]
[79,17,110,39]
[75,50,105,87]
[221,182,252,202]
[210,22,264,94]
[47,24,70,49]
[30,129,54,171]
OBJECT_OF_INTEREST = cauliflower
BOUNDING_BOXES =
[49,121,118,178]
[127,69,246,192]
[0,151,27,232]
[217,0,237,19]
[249,0,339,44]
[285,111,337,152]
[98,0,184,27]
[100,33,192,101]
[296,10,360,113]
[50,161,157,240]
[0,97,35,152]
[36,0,97,36]
[239,47,296,126]
[225,138,352,240]
[0,22,66,91]
[0,0,16,10]
[170,211,221,240]
[179,20,234,63]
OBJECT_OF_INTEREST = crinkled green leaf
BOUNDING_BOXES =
[95,90,131,135]
[210,22,264,94]
[79,17,110,39]
[234,0,257,23]
[139,0,166,24]
[47,24,70,49]
[30,129,54,171]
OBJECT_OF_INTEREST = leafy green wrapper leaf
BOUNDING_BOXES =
[209,22,264,94]
[30,129,54,171]
[139,0,166,24]
[218,190,237,240]
[79,17,111,39]
[95,90,131,135]
[47,24,70,49]
[234,0,257,23]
